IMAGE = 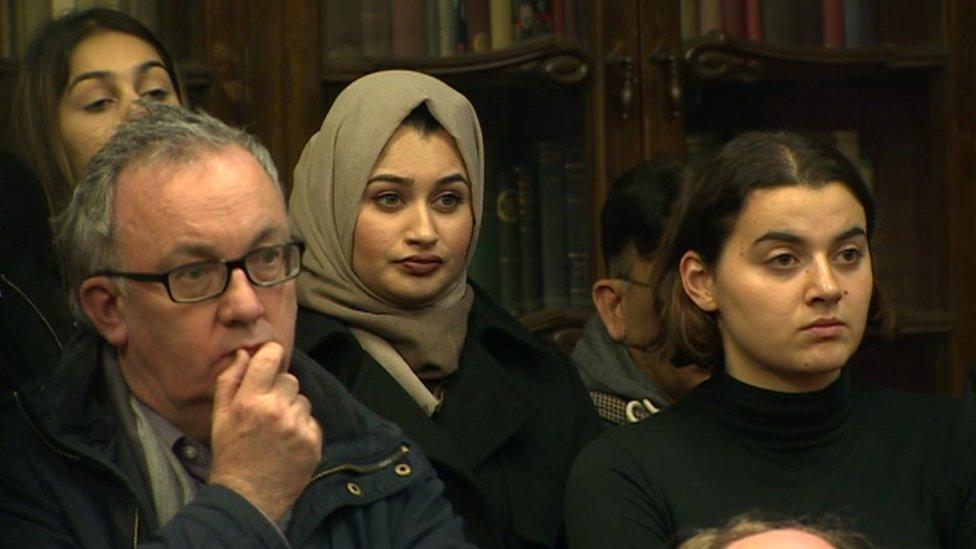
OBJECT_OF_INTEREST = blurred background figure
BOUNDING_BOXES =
[572,157,709,425]
[1,7,183,392]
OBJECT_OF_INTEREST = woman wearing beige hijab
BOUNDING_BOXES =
[290,70,602,548]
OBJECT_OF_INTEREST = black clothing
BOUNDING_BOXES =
[296,287,603,548]
[0,153,74,392]
[0,329,471,548]
[565,370,976,548]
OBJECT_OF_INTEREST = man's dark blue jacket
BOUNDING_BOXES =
[0,328,471,548]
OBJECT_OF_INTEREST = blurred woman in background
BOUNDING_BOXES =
[2,7,183,390]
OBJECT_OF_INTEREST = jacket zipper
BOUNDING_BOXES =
[15,392,140,548]
[308,444,411,484]
[0,273,64,351]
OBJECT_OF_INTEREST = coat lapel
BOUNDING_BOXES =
[436,332,541,470]
[350,355,478,482]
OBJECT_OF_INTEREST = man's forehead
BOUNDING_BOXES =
[115,146,280,205]
[111,145,286,262]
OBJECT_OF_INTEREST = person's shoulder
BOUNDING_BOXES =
[858,382,973,417]
[466,284,570,368]
[856,382,976,441]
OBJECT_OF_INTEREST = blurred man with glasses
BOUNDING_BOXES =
[0,102,469,548]
[572,158,711,426]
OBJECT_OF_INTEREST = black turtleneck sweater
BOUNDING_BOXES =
[564,370,976,548]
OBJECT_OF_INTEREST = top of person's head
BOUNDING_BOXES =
[678,515,871,549]
[55,101,279,321]
[601,156,682,278]
[13,7,184,216]
[650,131,893,368]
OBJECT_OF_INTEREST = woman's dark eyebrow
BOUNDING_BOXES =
[366,173,468,186]
[752,226,867,247]
[366,174,411,185]
[436,174,468,186]
[66,60,167,93]
[833,226,867,242]
[753,231,802,246]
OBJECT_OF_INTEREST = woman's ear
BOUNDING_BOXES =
[79,277,128,347]
[592,278,627,342]
[679,251,718,312]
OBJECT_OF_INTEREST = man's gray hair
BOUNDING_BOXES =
[55,101,282,320]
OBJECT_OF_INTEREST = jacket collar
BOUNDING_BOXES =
[296,285,543,474]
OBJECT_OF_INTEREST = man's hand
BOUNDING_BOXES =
[208,342,322,522]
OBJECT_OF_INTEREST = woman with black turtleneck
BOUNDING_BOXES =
[564,132,976,548]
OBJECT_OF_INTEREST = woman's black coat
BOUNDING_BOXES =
[295,286,603,548]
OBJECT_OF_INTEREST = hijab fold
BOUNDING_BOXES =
[290,71,484,413]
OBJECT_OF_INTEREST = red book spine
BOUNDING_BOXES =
[564,0,576,39]
[822,0,844,47]
[745,0,763,41]
[392,0,425,57]
[721,0,746,38]
[553,0,564,37]
[467,0,491,52]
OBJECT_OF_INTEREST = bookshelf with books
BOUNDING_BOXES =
[606,0,975,396]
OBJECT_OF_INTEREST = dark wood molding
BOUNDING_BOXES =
[683,32,946,82]
[321,36,590,85]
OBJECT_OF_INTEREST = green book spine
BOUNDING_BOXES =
[425,0,441,56]
[515,165,541,312]
[536,140,568,309]
[563,137,590,309]
[323,0,363,59]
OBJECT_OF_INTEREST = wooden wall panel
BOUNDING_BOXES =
[946,0,976,395]
[184,0,321,194]
[592,0,642,276]
[638,0,683,159]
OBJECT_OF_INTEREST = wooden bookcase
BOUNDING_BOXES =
[2,0,973,396]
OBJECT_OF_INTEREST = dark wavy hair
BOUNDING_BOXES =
[651,131,894,369]
[13,7,184,217]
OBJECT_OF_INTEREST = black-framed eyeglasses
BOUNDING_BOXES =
[93,241,305,304]
[618,277,654,289]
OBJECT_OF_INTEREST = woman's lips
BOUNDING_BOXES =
[397,256,443,275]
[804,319,845,339]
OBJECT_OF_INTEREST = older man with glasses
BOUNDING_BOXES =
[0,102,470,548]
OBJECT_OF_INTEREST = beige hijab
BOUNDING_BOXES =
[290,70,484,414]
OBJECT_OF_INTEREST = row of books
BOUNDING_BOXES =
[324,0,579,60]
[469,136,591,315]
[1,0,157,57]
[682,0,876,49]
